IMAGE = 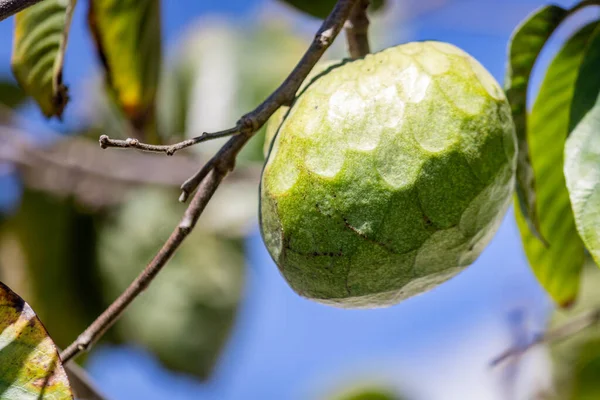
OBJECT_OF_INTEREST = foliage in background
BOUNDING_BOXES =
[279,0,385,19]
[88,0,161,136]
[157,20,308,162]
[549,264,600,399]
[0,190,105,350]
[97,188,246,379]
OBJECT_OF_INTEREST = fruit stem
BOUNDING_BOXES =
[345,0,371,58]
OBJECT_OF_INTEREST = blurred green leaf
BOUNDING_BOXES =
[0,281,72,399]
[328,384,405,400]
[11,0,76,118]
[279,0,385,20]
[506,5,568,243]
[569,338,600,400]
[564,25,600,268]
[514,22,595,307]
[0,80,28,110]
[157,21,308,163]
[0,190,105,350]
[550,263,600,395]
[88,0,161,133]
[97,188,246,379]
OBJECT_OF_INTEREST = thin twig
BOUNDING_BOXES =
[98,126,239,156]
[64,363,107,400]
[0,0,45,21]
[345,0,371,58]
[0,126,260,208]
[60,0,358,363]
[491,308,600,367]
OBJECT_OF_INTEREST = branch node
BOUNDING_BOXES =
[178,191,189,203]
[166,146,177,156]
[99,134,109,149]
[178,221,192,233]
[238,115,256,135]
[317,27,335,48]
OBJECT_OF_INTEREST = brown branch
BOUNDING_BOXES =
[0,0,45,21]
[491,308,600,367]
[59,0,358,363]
[98,126,239,156]
[64,363,107,400]
[345,0,371,59]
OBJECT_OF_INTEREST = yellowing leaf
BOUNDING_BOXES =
[11,0,76,118]
[88,0,161,131]
[0,281,72,399]
[505,5,568,243]
[515,22,594,307]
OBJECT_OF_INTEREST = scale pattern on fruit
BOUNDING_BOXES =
[260,41,517,308]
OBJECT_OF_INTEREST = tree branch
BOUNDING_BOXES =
[98,126,239,156]
[345,0,371,59]
[0,0,45,21]
[491,308,600,367]
[59,0,358,363]
[64,362,107,400]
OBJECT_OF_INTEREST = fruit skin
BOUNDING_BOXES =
[260,41,517,308]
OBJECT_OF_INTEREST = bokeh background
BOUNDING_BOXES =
[1,1,599,399]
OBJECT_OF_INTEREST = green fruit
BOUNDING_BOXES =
[260,41,516,308]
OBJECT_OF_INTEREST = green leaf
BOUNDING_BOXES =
[88,0,161,132]
[564,24,600,267]
[569,24,600,132]
[0,281,73,399]
[97,188,245,379]
[0,80,28,110]
[11,0,76,118]
[280,0,385,19]
[514,22,595,307]
[505,5,569,243]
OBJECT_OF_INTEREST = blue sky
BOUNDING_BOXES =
[1,0,594,398]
